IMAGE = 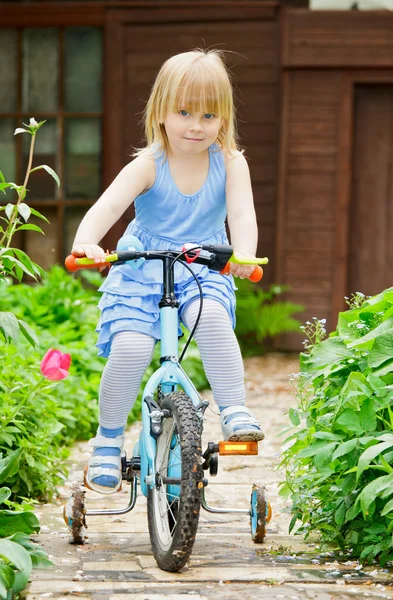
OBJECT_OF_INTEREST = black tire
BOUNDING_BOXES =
[147,391,203,571]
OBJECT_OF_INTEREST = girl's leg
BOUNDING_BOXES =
[88,330,155,492]
[181,298,263,441]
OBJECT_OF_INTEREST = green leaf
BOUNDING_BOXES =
[289,407,300,426]
[359,398,377,432]
[30,164,60,188]
[289,513,299,533]
[348,316,393,350]
[335,501,346,527]
[381,497,393,516]
[365,523,386,534]
[332,439,358,461]
[313,432,345,441]
[0,488,11,505]
[357,440,393,481]
[0,449,23,485]
[368,330,393,368]
[0,563,14,599]
[28,207,50,223]
[374,359,393,377]
[15,224,44,234]
[357,473,393,516]
[0,539,32,594]
[298,441,338,459]
[303,337,353,373]
[0,312,20,342]
[17,203,30,222]
[0,510,40,537]
[17,319,39,348]
[4,204,14,220]
[336,410,365,435]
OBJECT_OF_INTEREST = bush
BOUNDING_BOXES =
[280,289,393,565]
[235,279,304,356]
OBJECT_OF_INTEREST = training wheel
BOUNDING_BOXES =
[250,484,272,543]
[63,483,87,544]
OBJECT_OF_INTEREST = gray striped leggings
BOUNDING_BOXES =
[98,298,245,429]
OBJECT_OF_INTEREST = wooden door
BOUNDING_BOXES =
[349,84,393,297]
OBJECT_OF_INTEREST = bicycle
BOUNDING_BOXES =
[63,238,272,572]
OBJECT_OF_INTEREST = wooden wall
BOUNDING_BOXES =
[278,9,393,348]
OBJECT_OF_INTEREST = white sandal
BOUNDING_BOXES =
[84,433,125,495]
[220,406,264,442]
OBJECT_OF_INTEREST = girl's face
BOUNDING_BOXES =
[163,109,222,156]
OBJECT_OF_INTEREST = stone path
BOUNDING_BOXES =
[26,354,393,599]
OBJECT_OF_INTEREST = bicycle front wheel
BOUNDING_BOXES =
[147,391,203,571]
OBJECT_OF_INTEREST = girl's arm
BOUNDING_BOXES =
[72,154,155,261]
[225,152,258,278]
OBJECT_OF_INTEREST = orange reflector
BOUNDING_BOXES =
[218,441,258,455]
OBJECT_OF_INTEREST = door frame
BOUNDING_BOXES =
[334,71,393,317]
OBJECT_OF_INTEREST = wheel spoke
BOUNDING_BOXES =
[165,495,178,533]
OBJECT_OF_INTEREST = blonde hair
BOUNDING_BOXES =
[136,49,240,156]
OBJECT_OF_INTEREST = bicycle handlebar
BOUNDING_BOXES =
[65,244,269,283]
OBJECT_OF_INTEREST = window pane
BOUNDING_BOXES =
[0,30,17,112]
[65,118,101,199]
[22,119,58,199]
[0,119,17,203]
[65,27,103,112]
[25,208,58,272]
[22,28,59,113]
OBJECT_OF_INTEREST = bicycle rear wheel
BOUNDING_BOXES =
[147,391,203,571]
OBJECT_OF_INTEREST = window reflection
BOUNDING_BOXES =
[0,30,17,112]
[22,28,59,113]
[0,119,17,203]
[65,118,101,199]
[65,27,103,112]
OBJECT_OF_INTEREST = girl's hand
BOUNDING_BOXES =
[72,243,106,261]
[71,244,108,272]
[230,253,256,279]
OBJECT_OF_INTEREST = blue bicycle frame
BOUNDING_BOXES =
[136,256,204,498]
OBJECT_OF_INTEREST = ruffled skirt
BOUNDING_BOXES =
[96,222,237,358]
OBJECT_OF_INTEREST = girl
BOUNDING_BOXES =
[71,49,264,494]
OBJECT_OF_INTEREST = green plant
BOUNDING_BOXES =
[0,451,53,600]
[235,279,304,356]
[0,118,59,347]
[279,287,393,565]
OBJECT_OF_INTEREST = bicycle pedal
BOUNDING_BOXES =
[218,441,258,455]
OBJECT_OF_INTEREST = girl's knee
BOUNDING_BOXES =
[183,298,231,331]
[109,331,155,362]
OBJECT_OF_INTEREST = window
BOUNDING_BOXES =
[0,26,103,270]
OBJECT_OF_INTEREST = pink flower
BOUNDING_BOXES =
[40,348,71,381]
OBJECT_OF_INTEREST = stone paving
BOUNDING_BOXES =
[25,353,393,599]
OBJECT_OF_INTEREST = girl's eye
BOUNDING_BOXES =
[180,109,189,117]
[204,113,215,120]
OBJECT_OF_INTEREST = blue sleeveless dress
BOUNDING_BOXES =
[96,144,237,358]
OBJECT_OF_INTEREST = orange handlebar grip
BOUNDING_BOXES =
[250,265,263,282]
[65,255,79,272]
[220,263,263,282]
[65,254,109,272]
[220,263,231,276]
